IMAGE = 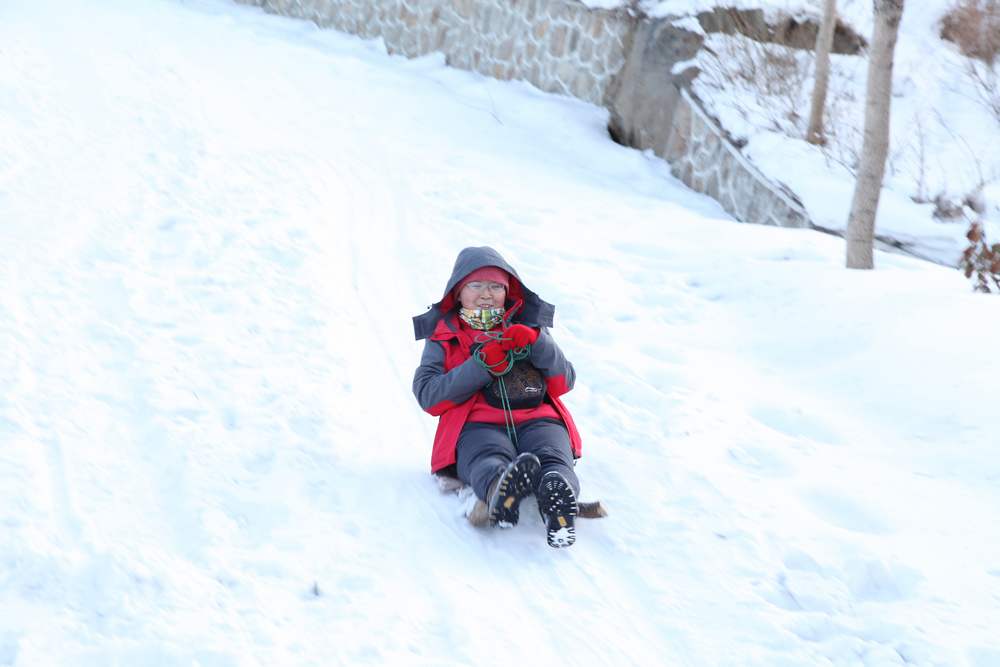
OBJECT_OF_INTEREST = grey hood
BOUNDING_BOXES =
[412,246,555,340]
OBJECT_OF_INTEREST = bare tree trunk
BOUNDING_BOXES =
[846,0,905,269]
[806,0,838,144]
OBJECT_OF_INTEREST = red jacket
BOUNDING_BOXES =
[417,313,582,473]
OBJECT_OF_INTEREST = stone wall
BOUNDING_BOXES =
[235,0,811,229]
[666,89,809,228]
[237,0,633,105]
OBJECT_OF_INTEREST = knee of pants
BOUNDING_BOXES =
[456,426,516,482]
[530,443,575,468]
[459,438,517,467]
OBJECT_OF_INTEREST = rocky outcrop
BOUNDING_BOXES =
[696,7,866,55]
[605,20,703,153]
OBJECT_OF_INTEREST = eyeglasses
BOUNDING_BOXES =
[463,281,507,294]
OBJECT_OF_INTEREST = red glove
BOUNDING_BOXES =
[479,341,510,374]
[501,324,538,351]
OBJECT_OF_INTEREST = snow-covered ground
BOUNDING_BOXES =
[2,0,999,665]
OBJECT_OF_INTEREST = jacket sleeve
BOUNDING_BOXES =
[413,339,492,415]
[528,328,575,397]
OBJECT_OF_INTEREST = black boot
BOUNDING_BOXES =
[537,471,578,548]
[487,453,541,528]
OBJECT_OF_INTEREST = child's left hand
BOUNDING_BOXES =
[501,324,538,351]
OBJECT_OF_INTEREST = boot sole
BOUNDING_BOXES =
[488,453,541,528]
[538,472,578,548]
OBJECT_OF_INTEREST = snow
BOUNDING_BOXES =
[2,0,999,666]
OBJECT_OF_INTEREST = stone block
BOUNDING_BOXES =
[587,80,606,106]
[719,159,732,188]
[691,173,705,192]
[383,23,403,46]
[529,61,541,84]
[703,130,719,160]
[505,11,517,34]
[499,37,514,60]
[743,186,763,224]
[706,171,720,200]
[400,32,416,56]
[557,59,576,84]
[453,0,471,19]
[688,138,702,161]
[591,15,604,39]
[664,127,687,162]
[533,20,548,40]
[723,193,739,217]
[550,25,567,57]
[572,70,592,98]
[512,46,523,68]
[675,96,692,132]
[606,51,625,75]
[728,165,745,195]
[691,111,705,138]
[490,6,505,32]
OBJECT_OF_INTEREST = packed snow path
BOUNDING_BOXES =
[2,1,1000,665]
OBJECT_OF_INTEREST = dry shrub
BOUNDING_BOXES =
[699,34,813,134]
[941,0,1000,64]
[697,18,864,175]
[966,60,1000,123]
[961,221,1000,292]
[724,11,812,107]
[942,0,1000,124]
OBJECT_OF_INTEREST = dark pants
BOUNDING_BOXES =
[456,419,579,501]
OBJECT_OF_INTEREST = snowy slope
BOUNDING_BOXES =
[2,1,1000,666]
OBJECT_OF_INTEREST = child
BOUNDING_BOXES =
[412,246,583,548]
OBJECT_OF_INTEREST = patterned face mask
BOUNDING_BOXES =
[459,306,505,330]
